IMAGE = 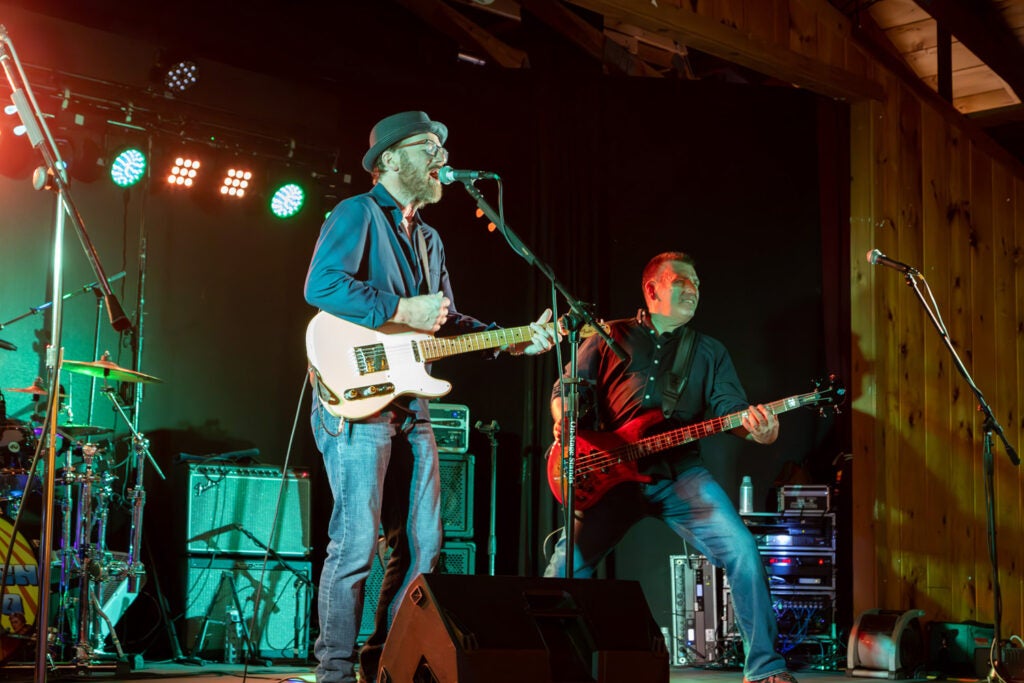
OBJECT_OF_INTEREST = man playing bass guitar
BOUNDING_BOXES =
[543,251,797,683]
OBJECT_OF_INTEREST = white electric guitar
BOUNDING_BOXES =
[306,311,602,420]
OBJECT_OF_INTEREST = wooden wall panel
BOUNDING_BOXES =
[948,134,980,623]
[896,81,928,611]
[991,163,1021,635]
[970,144,998,626]
[850,99,881,617]
[877,69,905,613]
[919,103,953,617]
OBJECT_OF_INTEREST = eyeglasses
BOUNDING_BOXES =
[393,138,448,163]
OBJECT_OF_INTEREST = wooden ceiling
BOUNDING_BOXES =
[427,0,1024,125]
[861,0,1024,116]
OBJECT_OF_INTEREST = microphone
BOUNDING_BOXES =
[866,248,919,275]
[437,166,500,185]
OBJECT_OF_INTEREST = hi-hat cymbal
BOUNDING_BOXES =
[63,359,162,384]
[58,424,113,438]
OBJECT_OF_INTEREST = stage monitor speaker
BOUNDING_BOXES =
[358,540,475,642]
[185,464,311,556]
[184,556,312,661]
[378,574,669,683]
[439,452,474,538]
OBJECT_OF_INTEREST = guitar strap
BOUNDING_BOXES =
[661,325,700,420]
[415,225,431,294]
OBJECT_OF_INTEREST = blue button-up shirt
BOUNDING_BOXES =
[305,183,488,336]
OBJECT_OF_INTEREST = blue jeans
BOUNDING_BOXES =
[543,466,785,681]
[311,400,442,683]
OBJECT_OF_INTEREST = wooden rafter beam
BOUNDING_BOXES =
[394,0,529,68]
[912,0,1024,101]
[564,0,885,101]
[519,0,662,77]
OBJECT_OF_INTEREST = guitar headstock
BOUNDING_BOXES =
[806,374,847,415]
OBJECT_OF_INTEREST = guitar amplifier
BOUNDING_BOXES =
[186,465,311,557]
[429,402,470,454]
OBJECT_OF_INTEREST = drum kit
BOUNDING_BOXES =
[0,352,162,668]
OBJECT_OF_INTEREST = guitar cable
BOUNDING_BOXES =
[237,369,311,680]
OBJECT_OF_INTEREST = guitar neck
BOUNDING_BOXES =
[632,392,817,459]
[417,323,551,362]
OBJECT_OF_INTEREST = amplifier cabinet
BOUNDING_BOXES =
[186,465,311,557]
[184,555,312,661]
[429,402,470,454]
[358,540,476,642]
[439,452,474,538]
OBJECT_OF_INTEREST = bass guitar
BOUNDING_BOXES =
[546,376,844,510]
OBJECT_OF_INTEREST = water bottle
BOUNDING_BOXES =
[739,475,754,514]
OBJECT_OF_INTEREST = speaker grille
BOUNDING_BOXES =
[358,541,475,642]
[184,556,312,661]
[439,453,473,538]
[186,465,311,556]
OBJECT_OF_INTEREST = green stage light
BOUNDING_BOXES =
[110,148,147,187]
[270,183,305,218]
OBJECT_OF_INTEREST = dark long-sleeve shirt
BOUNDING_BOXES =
[553,310,750,477]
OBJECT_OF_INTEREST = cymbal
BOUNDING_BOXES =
[4,385,47,396]
[58,424,113,438]
[3,385,65,398]
[63,359,162,384]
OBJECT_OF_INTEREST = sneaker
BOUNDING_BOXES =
[744,672,799,683]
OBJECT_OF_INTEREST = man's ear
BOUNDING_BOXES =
[381,150,399,173]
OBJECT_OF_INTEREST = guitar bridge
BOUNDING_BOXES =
[343,383,396,401]
[354,343,389,375]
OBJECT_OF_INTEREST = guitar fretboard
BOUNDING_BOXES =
[587,393,819,470]
[416,324,548,362]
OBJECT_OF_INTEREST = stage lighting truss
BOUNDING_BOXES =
[220,167,252,198]
[110,147,147,187]
[270,182,305,218]
[167,155,201,188]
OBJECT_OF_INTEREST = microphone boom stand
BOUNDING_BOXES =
[1,26,130,678]
[474,420,500,576]
[901,268,1019,676]
[454,179,625,580]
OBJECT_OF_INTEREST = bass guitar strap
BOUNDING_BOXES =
[661,325,700,420]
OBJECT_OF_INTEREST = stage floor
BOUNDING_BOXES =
[0,662,966,683]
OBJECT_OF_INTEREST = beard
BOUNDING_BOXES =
[397,151,442,206]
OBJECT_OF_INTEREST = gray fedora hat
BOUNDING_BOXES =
[362,111,448,173]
